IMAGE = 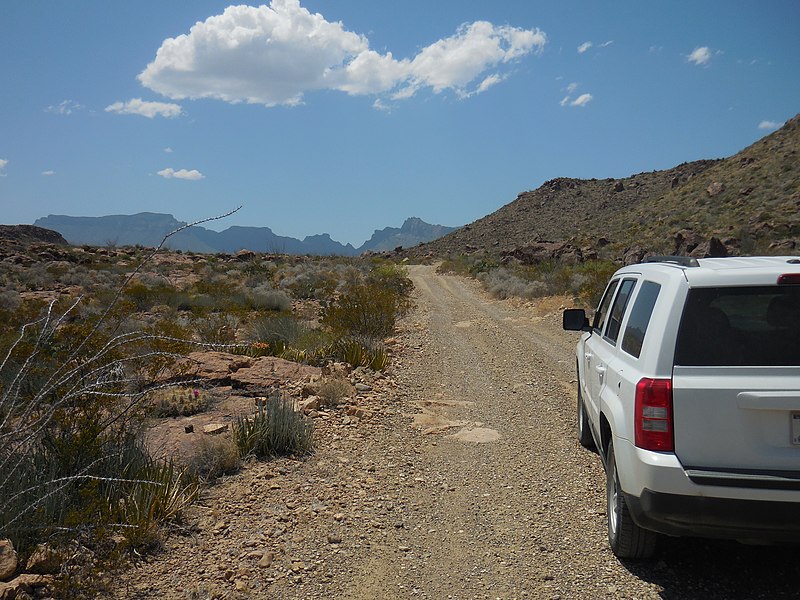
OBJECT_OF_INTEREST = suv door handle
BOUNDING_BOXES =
[584,352,593,361]
[595,364,606,375]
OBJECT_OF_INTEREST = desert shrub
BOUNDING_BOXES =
[277,262,339,300]
[247,284,292,312]
[321,282,407,340]
[248,315,306,347]
[318,378,354,406]
[438,254,500,277]
[193,313,239,345]
[572,260,619,307]
[478,268,550,299]
[0,289,21,311]
[233,392,313,459]
[367,261,413,297]
[332,337,390,371]
[185,436,241,482]
[123,279,179,311]
[17,263,51,290]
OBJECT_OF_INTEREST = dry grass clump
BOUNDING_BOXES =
[318,378,355,406]
[186,436,241,481]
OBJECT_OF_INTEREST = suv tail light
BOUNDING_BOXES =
[635,378,674,451]
[778,274,800,285]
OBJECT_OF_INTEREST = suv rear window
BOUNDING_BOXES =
[674,286,800,366]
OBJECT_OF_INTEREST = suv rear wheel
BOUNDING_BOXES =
[606,441,658,559]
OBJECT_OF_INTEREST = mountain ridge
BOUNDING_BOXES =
[32,214,458,256]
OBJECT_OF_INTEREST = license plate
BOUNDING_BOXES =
[793,413,800,445]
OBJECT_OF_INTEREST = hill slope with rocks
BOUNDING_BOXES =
[411,114,800,262]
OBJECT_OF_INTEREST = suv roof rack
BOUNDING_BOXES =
[642,255,700,267]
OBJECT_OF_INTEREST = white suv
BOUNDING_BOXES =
[563,256,800,558]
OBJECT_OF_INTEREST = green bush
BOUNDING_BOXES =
[233,392,313,459]
[321,282,408,340]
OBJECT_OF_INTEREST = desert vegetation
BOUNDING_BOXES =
[0,221,412,593]
[438,253,618,308]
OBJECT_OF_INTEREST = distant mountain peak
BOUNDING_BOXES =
[357,218,460,253]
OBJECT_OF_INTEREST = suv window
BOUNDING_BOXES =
[605,278,636,343]
[593,279,619,333]
[675,286,800,366]
[621,281,661,358]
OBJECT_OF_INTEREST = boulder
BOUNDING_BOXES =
[622,246,648,266]
[231,357,321,390]
[181,352,254,383]
[203,423,228,435]
[235,249,257,261]
[706,182,725,197]
[24,544,59,575]
[0,540,17,581]
[768,239,797,252]
[500,242,583,265]
[689,237,729,258]
[0,574,54,599]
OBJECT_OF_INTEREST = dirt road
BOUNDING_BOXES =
[335,266,799,600]
[116,266,799,599]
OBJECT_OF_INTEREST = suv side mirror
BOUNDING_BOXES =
[563,308,591,332]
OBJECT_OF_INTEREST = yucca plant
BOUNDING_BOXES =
[332,337,389,371]
[233,391,313,459]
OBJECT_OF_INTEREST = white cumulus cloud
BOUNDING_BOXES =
[758,120,783,130]
[577,41,593,54]
[164,147,174,153]
[138,0,546,107]
[105,98,182,118]
[41,170,55,176]
[0,159,7,176]
[687,46,712,66]
[157,168,205,180]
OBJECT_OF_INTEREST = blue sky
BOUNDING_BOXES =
[1,1,798,246]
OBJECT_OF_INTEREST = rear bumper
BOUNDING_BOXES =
[625,489,800,542]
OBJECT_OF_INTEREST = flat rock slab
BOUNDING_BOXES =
[180,352,321,388]
[449,427,502,443]
[411,412,468,433]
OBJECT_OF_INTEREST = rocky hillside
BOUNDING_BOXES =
[411,114,799,261]
[0,225,67,248]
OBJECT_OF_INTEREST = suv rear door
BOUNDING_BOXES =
[672,285,800,484]
[584,277,637,428]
